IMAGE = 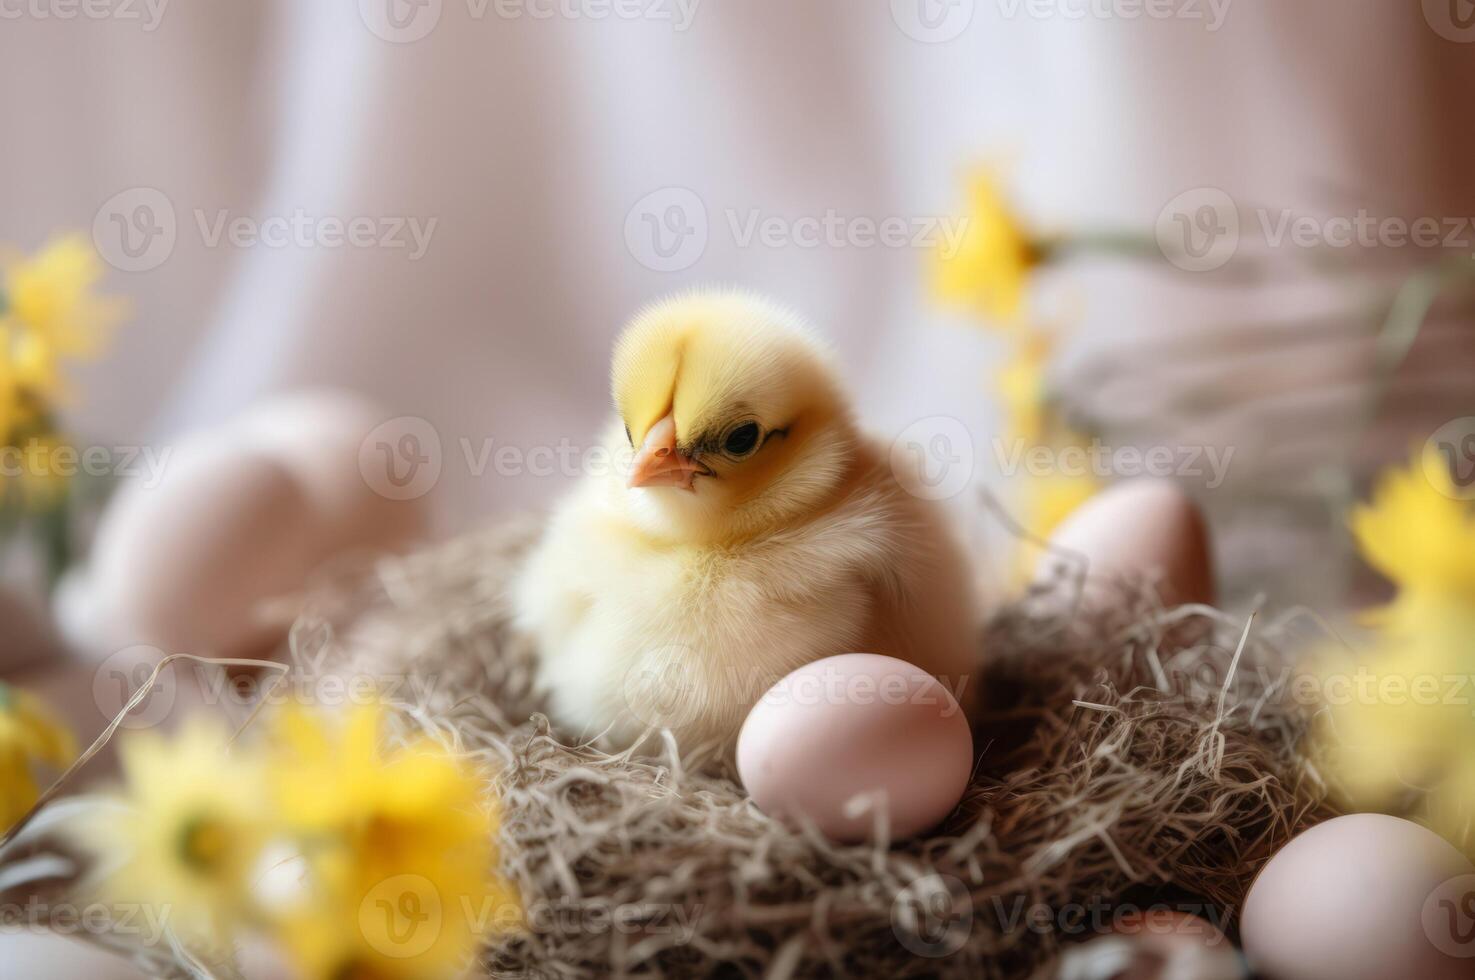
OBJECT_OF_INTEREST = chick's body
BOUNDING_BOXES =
[514,293,979,751]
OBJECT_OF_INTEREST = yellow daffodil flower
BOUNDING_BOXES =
[1318,449,1475,855]
[1,235,126,360]
[1351,447,1475,622]
[2,435,72,510]
[933,171,1042,325]
[995,330,1053,446]
[270,705,516,980]
[0,683,75,831]
[77,717,272,945]
[1015,462,1099,582]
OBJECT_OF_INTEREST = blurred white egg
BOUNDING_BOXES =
[1034,479,1214,607]
[64,391,428,660]
[736,653,972,842]
[82,442,321,657]
[231,389,428,545]
[1241,813,1475,980]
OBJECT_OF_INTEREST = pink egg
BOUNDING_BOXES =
[232,389,429,546]
[736,653,973,842]
[68,392,429,661]
[1035,479,1214,607]
[87,442,324,658]
[1241,814,1475,980]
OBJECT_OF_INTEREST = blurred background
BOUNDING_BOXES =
[5,1,1475,584]
[5,1,1475,975]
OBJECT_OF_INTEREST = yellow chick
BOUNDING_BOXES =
[514,291,980,752]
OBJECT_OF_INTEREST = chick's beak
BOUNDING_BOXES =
[628,413,705,491]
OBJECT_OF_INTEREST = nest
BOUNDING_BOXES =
[284,517,1335,980]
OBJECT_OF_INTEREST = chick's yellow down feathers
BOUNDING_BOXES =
[514,292,980,751]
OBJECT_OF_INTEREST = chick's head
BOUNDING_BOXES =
[609,291,857,542]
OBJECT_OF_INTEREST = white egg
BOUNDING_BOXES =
[85,441,323,658]
[73,392,428,660]
[231,389,429,545]
[1034,478,1214,607]
[1241,813,1475,980]
[737,653,973,842]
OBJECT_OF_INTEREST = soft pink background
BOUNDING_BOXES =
[5,3,1475,975]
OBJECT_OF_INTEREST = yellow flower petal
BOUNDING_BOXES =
[0,685,75,832]
[933,171,1041,325]
[2,235,126,359]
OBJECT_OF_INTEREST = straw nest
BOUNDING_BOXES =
[280,516,1334,980]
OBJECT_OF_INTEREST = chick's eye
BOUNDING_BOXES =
[723,422,761,457]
